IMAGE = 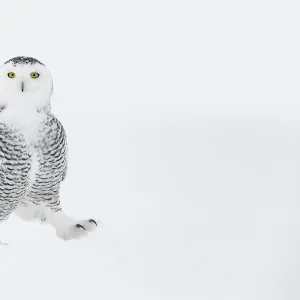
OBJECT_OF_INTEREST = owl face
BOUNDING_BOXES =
[0,57,52,95]
[0,57,53,112]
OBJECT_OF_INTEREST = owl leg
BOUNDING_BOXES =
[43,198,98,241]
[14,199,45,222]
[0,220,9,245]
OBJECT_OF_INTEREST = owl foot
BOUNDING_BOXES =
[44,209,100,241]
[56,219,98,241]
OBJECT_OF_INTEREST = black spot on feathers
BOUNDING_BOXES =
[4,56,45,66]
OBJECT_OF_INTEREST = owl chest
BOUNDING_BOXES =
[28,147,39,185]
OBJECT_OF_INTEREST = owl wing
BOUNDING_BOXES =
[61,148,68,181]
[56,117,68,182]
[0,123,31,220]
[44,113,68,182]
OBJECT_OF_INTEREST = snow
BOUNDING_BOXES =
[0,0,300,299]
[0,89,299,300]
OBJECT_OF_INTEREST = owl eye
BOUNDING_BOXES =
[8,72,16,78]
[30,72,40,79]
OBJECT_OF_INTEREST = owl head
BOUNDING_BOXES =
[0,56,53,113]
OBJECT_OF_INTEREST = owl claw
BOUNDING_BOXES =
[55,218,98,240]
[75,224,86,231]
[89,219,97,226]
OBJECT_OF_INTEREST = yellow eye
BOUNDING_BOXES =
[30,72,40,79]
[8,72,16,78]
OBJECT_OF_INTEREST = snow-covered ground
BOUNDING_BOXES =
[1,0,300,299]
[0,89,300,300]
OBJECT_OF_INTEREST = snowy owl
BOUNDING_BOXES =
[0,56,98,242]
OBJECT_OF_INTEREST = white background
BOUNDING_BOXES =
[0,0,300,299]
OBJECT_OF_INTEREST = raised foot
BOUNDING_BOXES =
[56,219,99,241]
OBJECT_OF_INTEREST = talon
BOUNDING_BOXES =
[75,224,86,231]
[89,219,97,226]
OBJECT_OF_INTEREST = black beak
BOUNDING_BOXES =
[21,81,24,92]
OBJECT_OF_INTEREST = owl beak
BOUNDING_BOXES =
[21,81,24,92]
